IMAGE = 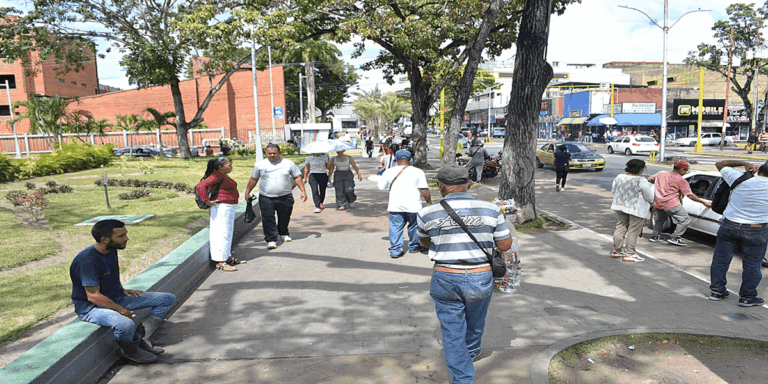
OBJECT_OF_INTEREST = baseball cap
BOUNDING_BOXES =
[395,149,412,160]
[674,161,690,169]
[437,165,470,186]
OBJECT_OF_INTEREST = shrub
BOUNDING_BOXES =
[0,154,22,182]
[20,190,48,222]
[45,180,58,188]
[43,184,73,194]
[118,188,152,200]
[25,182,37,190]
[18,142,114,178]
[5,190,27,206]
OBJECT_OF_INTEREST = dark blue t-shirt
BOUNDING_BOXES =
[554,151,570,166]
[70,245,123,315]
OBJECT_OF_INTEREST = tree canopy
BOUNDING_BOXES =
[684,1,768,125]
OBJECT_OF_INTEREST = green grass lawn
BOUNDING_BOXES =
[0,154,307,344]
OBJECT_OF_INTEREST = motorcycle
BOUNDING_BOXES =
[457,151,502,181]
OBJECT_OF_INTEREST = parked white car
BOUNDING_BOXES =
[650,170,768,267]
[606,135,659,155]
[675,133,734,147]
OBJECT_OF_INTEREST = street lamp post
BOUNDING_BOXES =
[619,2,710,162]
[485,84,502,138]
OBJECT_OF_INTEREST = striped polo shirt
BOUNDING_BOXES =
[417,192,510,267]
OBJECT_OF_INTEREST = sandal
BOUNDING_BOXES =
[216,263,237,272]
[226,257,247,265]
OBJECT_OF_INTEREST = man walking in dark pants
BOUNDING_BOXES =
[245,144,308,249]
[709,160,768,307]
[365,137,374,158]
[554,144,570,192]
[417,165,512,383]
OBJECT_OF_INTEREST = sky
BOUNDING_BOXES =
[0,0,754,96]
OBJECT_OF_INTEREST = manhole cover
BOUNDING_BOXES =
[724,313,759,321]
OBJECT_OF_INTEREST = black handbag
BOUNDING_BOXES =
[244,199,257,223]
[439,200,506,278]
[194,181,221,210]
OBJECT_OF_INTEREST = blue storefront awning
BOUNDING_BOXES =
[587,113,661,127]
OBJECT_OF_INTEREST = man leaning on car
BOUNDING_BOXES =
[708,160,768,307]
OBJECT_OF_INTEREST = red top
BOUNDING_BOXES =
[196,170,239,205]
[647,171,692,210]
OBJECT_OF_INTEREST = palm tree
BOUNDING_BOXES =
[10,96,70,149]
[115,114,146,155]
[144,108,176,153]
[378,93,413,130]
[280,39,342,123]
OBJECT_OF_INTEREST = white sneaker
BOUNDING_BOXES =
[313,208,321,213]
[283,235,292,242]
[561,185,566,191]
[267,242,277,249]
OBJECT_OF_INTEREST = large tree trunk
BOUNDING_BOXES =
[305,60,317,123]
[409,83,434,168]
[498,0,554,222]
[440,0,502,167]
[169,78,192,158]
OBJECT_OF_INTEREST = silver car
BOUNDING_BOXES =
[649,170,768,267]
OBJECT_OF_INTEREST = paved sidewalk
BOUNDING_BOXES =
[104,153,768,384]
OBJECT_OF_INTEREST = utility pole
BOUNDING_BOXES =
[268,45,277,142]
[721,27,734,150]
[751,21,762,137]
[250,26,263,162]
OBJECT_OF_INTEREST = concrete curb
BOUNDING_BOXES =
[529,327,768,384]
[682,151,768,160]
[0,201,261,384]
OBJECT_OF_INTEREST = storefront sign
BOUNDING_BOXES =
[601,104,622,114]
[673,99,726,120]
[622,102,656,113]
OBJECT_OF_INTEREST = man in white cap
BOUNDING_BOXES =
[377,149,431,258]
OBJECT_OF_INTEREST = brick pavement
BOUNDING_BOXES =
[104,150,768,384]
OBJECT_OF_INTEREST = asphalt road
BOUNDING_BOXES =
[423,135,768,301]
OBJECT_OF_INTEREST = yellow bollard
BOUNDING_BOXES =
[649,152,656,163]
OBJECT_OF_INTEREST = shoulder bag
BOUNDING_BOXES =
[389,165,408,190]
[439,200,506,278]
[195,179,223,210]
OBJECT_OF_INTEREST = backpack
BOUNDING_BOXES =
[711,172,753,215]
[194,181,222,210]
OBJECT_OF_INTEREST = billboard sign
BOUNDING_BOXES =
[673,99,725,121]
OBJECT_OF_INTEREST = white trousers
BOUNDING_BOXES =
[209,203,237,262]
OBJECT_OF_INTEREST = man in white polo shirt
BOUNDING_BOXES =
[709,160,768,307]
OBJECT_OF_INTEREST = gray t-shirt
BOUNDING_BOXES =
[468,147,488,166]
[250,158,302,198]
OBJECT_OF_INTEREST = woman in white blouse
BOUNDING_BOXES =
[329,150,362,211]
[303,153,331,213]
[611,159,655,262]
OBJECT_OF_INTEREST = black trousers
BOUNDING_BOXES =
[259,194,294,242]
[555,165,569,187]
[308,173,328,208]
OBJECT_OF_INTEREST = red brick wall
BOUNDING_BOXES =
[69,66,286,145]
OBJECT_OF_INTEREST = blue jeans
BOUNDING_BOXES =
[430,270,493,384]
[77,292,176,342]
[388,212,420,256]
[710,218,767,298]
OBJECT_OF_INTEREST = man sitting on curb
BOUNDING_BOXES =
[708,160,768,307]
[70,219,176,364]
[647,161,711,246]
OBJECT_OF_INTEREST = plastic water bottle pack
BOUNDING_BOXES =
[493,238,521,294]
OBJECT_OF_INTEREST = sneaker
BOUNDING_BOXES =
[648,236,660,243]
[560,186,565,191]
[390,252,405,259]
[283,235,292,242]
[610,251,624,258]
[338,206,346,211]
[267,242,277,249]
[410,246,428,254]
[313,208,321,213]
[556,185,561,192]
[708,290,730,301]
[738,297,765,307]
[471,348,484,362]
[622,254,645,263]
[666,238,687,246]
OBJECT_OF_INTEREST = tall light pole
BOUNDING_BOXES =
[250,26,263,162]
[3,80,21,158]
[484,84,502,137]
[619,3,710,162]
